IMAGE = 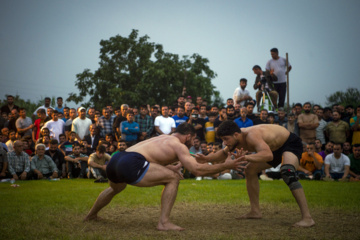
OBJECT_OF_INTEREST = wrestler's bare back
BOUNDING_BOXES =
[236,124,291,152]
[125,135,184,166]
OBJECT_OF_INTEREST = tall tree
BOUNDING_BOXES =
[326,88,360,107]
[67,29,221,109]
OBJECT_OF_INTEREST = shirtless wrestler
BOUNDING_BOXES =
[84,123,245,231]
[195,120,315,227]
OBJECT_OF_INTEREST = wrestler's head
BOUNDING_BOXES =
[217,120,241,151]
[175,122,196,148]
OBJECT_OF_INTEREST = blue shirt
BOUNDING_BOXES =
[121,121,140,142]
[234,117,253,128]
[172,115,189,127]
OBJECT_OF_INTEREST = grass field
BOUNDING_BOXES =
[1,179,359,240]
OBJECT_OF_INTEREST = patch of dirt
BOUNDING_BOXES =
[81,203,360,239]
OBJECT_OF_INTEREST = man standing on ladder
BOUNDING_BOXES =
[252,65,278,112]
[266,48,292,108]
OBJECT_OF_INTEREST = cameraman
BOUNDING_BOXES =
[252,65,279,111]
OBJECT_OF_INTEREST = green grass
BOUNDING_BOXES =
[0,179,359,239]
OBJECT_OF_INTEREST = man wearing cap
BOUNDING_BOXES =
[233,78,252,107]
[72,107,92,140]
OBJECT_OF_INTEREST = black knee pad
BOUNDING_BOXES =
[280,164,302,191]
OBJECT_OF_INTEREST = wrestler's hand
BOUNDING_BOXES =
[167,163,184,180]
[231,148,248,160]
[192,153,208,164]
[225,153,249,171]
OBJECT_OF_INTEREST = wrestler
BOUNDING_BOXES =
[195,121,315,227]
[84,123,245,231]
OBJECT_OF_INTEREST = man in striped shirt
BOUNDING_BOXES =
[8,140,31,180]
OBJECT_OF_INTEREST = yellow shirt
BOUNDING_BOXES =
[205,122,215,143]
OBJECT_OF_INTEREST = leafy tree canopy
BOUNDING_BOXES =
[67,29,222,109]
[326,88,360,107]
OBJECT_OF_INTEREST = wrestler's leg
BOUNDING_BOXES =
[84,181,127,221]
[237,161,272,219]
[134,163,183,231]
[282,152,315,227]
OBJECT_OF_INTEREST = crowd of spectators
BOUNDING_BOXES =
[0,92,359,183]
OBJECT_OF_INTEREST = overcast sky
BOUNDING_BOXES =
[1,0,359,108]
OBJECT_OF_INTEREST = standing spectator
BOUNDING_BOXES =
[284,113,299,136]
[172,106,188,128]
[226,98,234,107]
[350,105,360,145]
[54,97,64,113]
[32,97,53,121]
[200,141,208,155]
[195,96,203,108]
[314,139,323,153]
[214,107,227,134]
[62,107,70,122]
[32,109,49,143]
[205,113,217,143]
[177,96,185,107]
[45,139,66,178]
[7,141,31,180]
[16,108,33,138]
[98,107,114,138]
[245,102,257,121]
[324,143,350,181]
[253,109,269,125]
[87,107,96,123]
[113,104,128,141]
[315,108,328,146]
[8,109,19,132]
[199,105,209,122]
[134,105,154,141]
[65,142,89,179]
[265,48,292,108]
[187,107,206,141]
[226,105,236,121]
[297,143,323,180]
[325,110,350,144]
[71,107,92,140]
[252,65,278,111]
[276,108,288,126]
[297,102,319,144]
[1,95,19,115]
[154,106,176,135]
[233,78,252,107]
[294,103,303,119]
[30,144,58,179]
[319,141,334,160]
[121,110,140,146]
[42,110,65,142]
[64,108,77,138]
[349,144,360,181]
[323,107,333,122]
[88,145,110,181]
[184,102,193,117]
[234,107,253,128]
[111,140,128,156]
[189,137,202,154]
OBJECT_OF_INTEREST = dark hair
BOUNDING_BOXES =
[208,112,218,117]
[72,142,81,148]
[217,120,241,137]
[353,144,360,148]
[303,102,311,107]
[175,122,195,135]
[333,142,343,149]
[200,141,207,145]
[49,139,58,145]
[270,48,278,53]
[96,145,106,153]
[45,97,51,101]
[18,107,26,112]
[295,103,303,107]
[57,97,63,100]
[213,142,222,148]
[226,105,234,110]
[226,98,233,101]
[240,78,247,83]
[126,110,134,115]
[63,107,70,111]
[252,65,261,70]
[178,106,185,111]
[324,107,332,113]
[307,142,315,147]
[345,105,353,109]
[59,134,66,138]
[140,105,147,110]
[245,102,254,107]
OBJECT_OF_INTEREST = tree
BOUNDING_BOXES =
[67,29,222,109]
[326,88,360,107]
[0,95,51,117]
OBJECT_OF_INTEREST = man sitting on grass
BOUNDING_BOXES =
[31,144,58,179]
[297,142,323,180]
[88,145,110,182]
[64,142,88,179]
[324,143,350,181]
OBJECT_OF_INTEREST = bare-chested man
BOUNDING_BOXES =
[84,123,244,231]
[298,102,319,144]
[195,120,315,227]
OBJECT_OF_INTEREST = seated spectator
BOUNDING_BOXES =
[30,144,59,179]
[1,127,9,143]
[121,110,140,146]
[349,144,360,181]
[6,130,16,152]
[200,141,208,155]
[59,131,79,156]
[276,108,287,126]
[343,142,352,156]
[111,140,128,157]
[253,109,269,125]
[265,164,282,180]
[189,136,202,154]
[267,112,277,124]
[349,105,360,145]
[207,142,214,154]
[236,107,253,129]
[324,143,350,181]
[83,124,100,155]
[245,102,257,121]
[22,138,34,157]
[45,139,66,178]
[297,143,323,180]
[7,140,31,180]
[64,142,88,179]
[0,143,10,179]
[88,145,110,182]
[314,139,323,153]
[32,108,49,143]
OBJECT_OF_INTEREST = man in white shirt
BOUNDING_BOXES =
[42,110,65,142]
[266,48,292,108]
[324,143,350,181]
[232,78,252,107]
[72,107,92,140]
[32,97,54,121]
[154,106,176,135]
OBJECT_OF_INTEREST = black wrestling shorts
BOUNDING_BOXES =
[106,151,150,184]
[267,132,303,168]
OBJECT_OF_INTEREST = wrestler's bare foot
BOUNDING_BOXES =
[236,211,262,220]
[157,221,185,231]
[83,214,103,222]
[293,218,315,228]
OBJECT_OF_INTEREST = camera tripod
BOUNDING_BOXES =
[259,88,276,112]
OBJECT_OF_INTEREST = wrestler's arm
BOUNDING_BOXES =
[174,143,241,176]
[194,147,229,164]
[243,133,273,163]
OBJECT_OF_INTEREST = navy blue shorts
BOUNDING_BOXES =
[106,151,150,184]
[267,132,303,168]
